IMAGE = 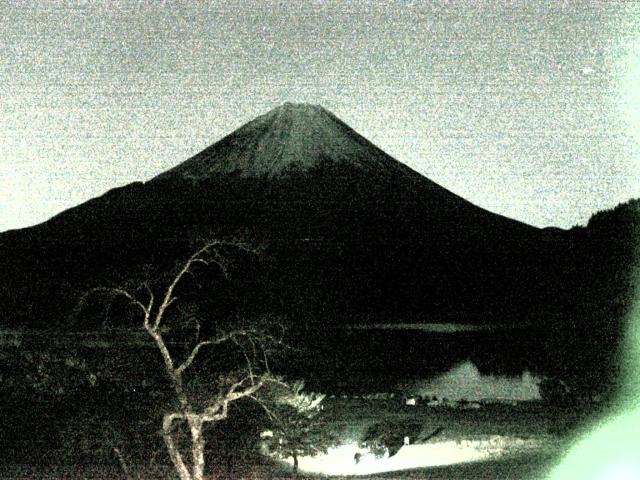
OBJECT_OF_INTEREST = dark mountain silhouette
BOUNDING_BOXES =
[0,103,637,393]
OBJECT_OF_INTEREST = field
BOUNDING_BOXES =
[266,398,589,479]
[0,332,609,479]
[0,393,604,480]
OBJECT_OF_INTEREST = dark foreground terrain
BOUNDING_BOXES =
[0,322,621,480]
[0,378,604,480]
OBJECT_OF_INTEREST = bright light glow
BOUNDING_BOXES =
[280,436,545,476]
[547,408,640,480]
[548,247,640,479]
[601,464,640,480]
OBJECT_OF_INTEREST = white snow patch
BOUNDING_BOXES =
[281,436,545,476]
[410,361,541,402]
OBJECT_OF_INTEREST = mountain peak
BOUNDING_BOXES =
[269,101,326,115]
[154,103,406,180]
[259,102,335,133]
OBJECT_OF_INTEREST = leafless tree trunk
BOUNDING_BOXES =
[83,241,283,480]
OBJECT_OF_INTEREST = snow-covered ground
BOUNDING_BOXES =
[281,435,550,476]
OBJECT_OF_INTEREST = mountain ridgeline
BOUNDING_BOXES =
[1,103,638,392]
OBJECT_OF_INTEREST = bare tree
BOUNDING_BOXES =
[80,241,284,480]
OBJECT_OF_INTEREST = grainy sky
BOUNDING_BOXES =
[1,0,639,232]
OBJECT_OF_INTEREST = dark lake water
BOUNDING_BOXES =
[0,323,553,396]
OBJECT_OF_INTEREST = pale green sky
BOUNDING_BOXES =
[1,0,639,231]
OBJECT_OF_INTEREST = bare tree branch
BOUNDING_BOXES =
[79,240,277,480]
[149,240,255,332]
[226,379,264,402]
[262,344,271,373]
[250,394,282,424]
[151,243,215,331]
[244,337,256,382]
[110,288,149,316]
[75,286,151,329]
[192,318,201,346]
[175,334,233,375]
[143,282,154,313]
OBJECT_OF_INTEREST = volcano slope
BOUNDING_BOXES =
[0,103,637,392]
